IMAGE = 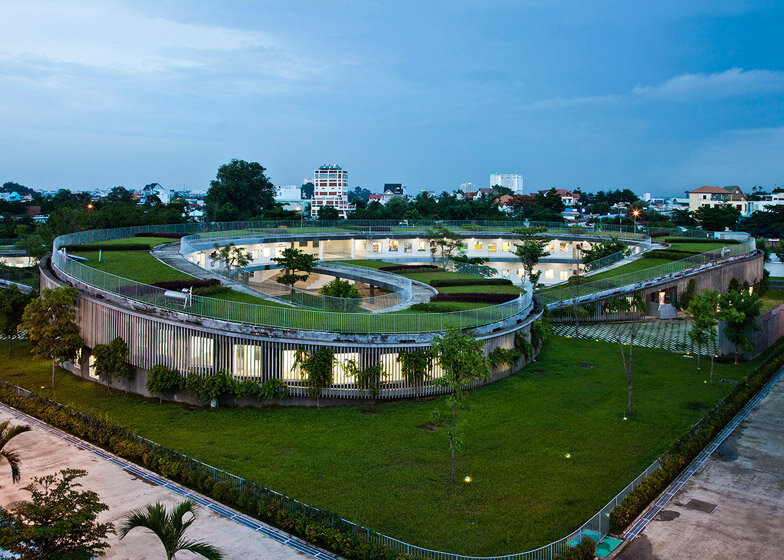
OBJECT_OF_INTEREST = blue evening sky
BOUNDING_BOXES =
[1,1,783,196]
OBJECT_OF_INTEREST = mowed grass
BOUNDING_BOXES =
[1,337,760,555]
[85,236,178,248]
[760,289,784,313]
[662,239,730,252]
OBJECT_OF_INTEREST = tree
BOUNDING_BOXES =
[18,287,83,388]
[292,347,334,408]
[119,499,223,560]
[204,159,275,221]
[301,181,314,199]
[93,336,134,392]
[316,205,341,221]
[272,247,317,289]
[685,290,719,372]
[610,322,642,416]
[581,238,625,265]
[512,227,549,285]
[693,204,741,231]
[0,284,35,355]
[208,243,251,276]
[426,225,465,268]
[719,289,762,364]
[319,278,360,298]
[0,420,31,484]
[397,349,433,400]
[431,330,490,484]
[0,468,114,560]
[106,186,134,203]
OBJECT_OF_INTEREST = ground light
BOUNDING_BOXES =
[464,476,472,483]
[565,453,572,459]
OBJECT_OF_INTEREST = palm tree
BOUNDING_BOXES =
[119,499,223,560]
[0,419,31,484]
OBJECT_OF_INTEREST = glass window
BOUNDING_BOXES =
[546,243,555,252]
[389,240,399,252]
[418,241,427,251]
[403,242,412,253]
[516,268,523,278]
[282,349,302,381]
[560,242,568,252]
[189,336,214,371]
[233,344,262,378]
[372,242,382,253]
[333,352,360,385]
[503,269,510,277]
[474,242,483,251]
[502,242,510,252]
[544,269,554,279]
[88,354,99,379]
[559,270,569,280]
[488,243,497,253]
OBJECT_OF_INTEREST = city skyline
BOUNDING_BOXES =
[1,1,783,196]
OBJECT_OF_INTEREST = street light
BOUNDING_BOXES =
[632,209,640,232]
[295,206,303,229]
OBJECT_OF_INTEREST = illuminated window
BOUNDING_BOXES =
[502,242,510,252]
[333,352,361,385]
[503,269,510,277]
[488,243,497,253]
[544,269,554,279]
[262,247,271,258]
[372,243,383,253]
[516,268,523,278]
[403,242,412,253]
[233,344,262,378]
[474,242,483,251]
[282,350,302,381]
[389,240,399,252]
[546,243,555,252]
[559,270,569,280]
[560,242,568,252]
[88,354,99,379]
[418,241,427,251]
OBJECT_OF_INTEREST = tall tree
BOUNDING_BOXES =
[685,290,719,372]
[119,499,223,560]
[93,336,134,392]
[204,159,275,221]
[718,289,762,364]
[0,284,35,355]
[0,420,31,484]
[431,330,490,484]
[426,225,465,268]
[693,204,741,231]
[0,469,114,560]
[610,322,641,416]
[272,247,317,290]
[18,286,83,388]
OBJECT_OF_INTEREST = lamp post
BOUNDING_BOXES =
[295,206,303,229]
[632,209,640,232]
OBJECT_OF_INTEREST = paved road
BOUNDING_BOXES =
[617,377,784,560]
[0,406,328,560]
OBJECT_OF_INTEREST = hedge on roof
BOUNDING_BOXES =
[378,265,440,272]
[430,292,518,304]
[429,278,512,287]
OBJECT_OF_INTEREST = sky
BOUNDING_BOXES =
[1,0,783,197]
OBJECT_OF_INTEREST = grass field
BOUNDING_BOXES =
[662,239,729,252]
[1,337,761,555]
[760,289,784,313]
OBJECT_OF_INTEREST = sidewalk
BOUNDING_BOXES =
[0,404,331,560]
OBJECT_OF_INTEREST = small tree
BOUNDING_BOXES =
[93,336,134,392]
[344,361,387,402]
[293,347,334,408]
[120,499,223,560]
[208,242,251,275]
[319,278,361,298]
[0,284,35,355]
[0,420,31,484]
[398,349,433,399]
[685,290,719,372]
[18,287,83,388]
[272,247,318,290]
[0,468,114,560]
[426,225,465,268]
[581,238,625,265]
[610,322,642,416]
[431,330,490,485]
[719,289,762,364]
[146,365,184,403]
[512,227,549,285]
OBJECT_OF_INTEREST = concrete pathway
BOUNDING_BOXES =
[0,404,335,560]
[616,373,784,560]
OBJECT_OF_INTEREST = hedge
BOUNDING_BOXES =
[429,278,513,287]
[152,279,221,290]
[0,382,402,560]
[134,232,188,239]
[378,265,440,272]
[63,243,151,252]
[430,292,518,303]
[645,250,701,261]
[609,338,784,533]
[664,237,740,245]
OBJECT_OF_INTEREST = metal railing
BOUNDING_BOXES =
[539,236,757,308]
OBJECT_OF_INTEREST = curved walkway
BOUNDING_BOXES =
[0,403,337,560]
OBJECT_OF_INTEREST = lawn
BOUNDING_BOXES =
[85,236,178,248]
[662,240,729,252]
[760,289,784,313]
[2,337,761,555]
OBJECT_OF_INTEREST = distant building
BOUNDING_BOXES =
[139,183,171,205]
[368,194,383,203]
[310,164,354,219]
[688,186,748,215]
[274,185,303,211]
[382,183,406,204]
[490,172,523,193]
[748,192,784,213]
[459,182,474,192]
[537,189,580,206]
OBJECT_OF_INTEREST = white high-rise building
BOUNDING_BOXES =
[310,164,354,219]
[490,172,523,194]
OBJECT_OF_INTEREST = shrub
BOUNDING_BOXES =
[152,279,221,290]
[192,284,231,296]
[553,537,596,560]
[530,320,549,349]
[664,237,739,245]
[429,278,513,287]
[431,292,518,304]
[63,243,151,252]
[146,365,183,398]
[488,347,521,369]
[378,264,440,272]
[677,279,697,310]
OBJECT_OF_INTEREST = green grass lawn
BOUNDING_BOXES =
[1,337,761,555]
[85,236,179,248]
[760,289,784,313]
[662,240,728,252]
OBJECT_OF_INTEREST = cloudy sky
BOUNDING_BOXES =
[1,0,783,196]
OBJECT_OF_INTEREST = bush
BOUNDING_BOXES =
[63,243,151,252]
[146,365,183,397]
[646,250,700,261]
[488,347,521,369]
[665,237,739,245]
[429,278,513,287]
[431,292,518,304]
[553,537,596,560]
[152,279,221,290]
[378,264,440,272]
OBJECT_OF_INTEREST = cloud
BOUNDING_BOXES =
[0,0,314,80]
[532,68,784,108]
[633,68,784,100]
